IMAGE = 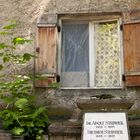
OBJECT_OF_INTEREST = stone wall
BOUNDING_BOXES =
[0,0,140,120]
[48,120,140,140]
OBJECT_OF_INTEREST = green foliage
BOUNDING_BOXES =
[15,98,28,108]
[0,43,8,49]
[0,65,3,70]
[0,21,49,139]
[11,127,25,136]
[0,31,12,35]
[3,23,17,30]
[12,37,32,45]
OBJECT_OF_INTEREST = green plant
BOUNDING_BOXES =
[0,21,49,140]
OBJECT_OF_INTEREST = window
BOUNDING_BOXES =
[61,20,122,88]
[35,13,140,88]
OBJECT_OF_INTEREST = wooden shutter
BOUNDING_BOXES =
[35,26,57,87]
[123,22,140,86]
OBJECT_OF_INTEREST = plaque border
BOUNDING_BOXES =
[82,112,130,140]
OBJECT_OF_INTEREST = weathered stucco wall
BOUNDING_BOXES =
[0,0,138,39]
[0,0,140,120]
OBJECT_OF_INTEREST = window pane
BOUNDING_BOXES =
[62,22,89,87]
[62,23,89,72]
[94,21,121,87]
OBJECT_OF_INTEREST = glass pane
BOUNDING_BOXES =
[94,21,120,87]
[62,22,89,87]
[62,22,89,72]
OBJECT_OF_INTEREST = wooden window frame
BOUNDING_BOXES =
[89,19,123,88]
[58,16,123,89]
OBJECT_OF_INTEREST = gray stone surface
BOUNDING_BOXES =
[48,120,140,140]
[76,98,134,111]
[0,0,140,122]
[132,136,140,140]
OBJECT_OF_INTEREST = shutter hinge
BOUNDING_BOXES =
[57,26,61,32]
[122,74,125,81]
[120,24,123,31]
[36,47,40,53]
[56,74,60,82]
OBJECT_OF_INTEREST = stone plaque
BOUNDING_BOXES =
[82,112,129,140]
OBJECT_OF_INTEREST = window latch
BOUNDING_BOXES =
[122,74,125,81]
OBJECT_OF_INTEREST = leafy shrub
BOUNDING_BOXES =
[0,21,49,140]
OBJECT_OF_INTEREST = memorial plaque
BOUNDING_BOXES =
[82,112,129,140]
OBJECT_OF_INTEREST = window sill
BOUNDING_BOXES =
[60,86,124,90]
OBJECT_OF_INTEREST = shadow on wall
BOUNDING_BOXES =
[0,0,53,75]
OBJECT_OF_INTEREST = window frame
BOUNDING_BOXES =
[58,15,123,89]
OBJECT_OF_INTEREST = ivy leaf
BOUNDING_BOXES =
[0,43,7,49]
[11,127,25,136]
[0,32,12,35]
[3,24,17,30]
[23,53,33,61]
[0,53,4,57]
[3,56,10,63]
[15,98,28,109]
[0,95,13,104]
[31,107,46,118]
[0,64,3,70]
[12,37,32,45]
[16,53,34,64]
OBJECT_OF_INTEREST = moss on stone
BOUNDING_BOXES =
[46,107,73,121]
[128,110,140,120]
